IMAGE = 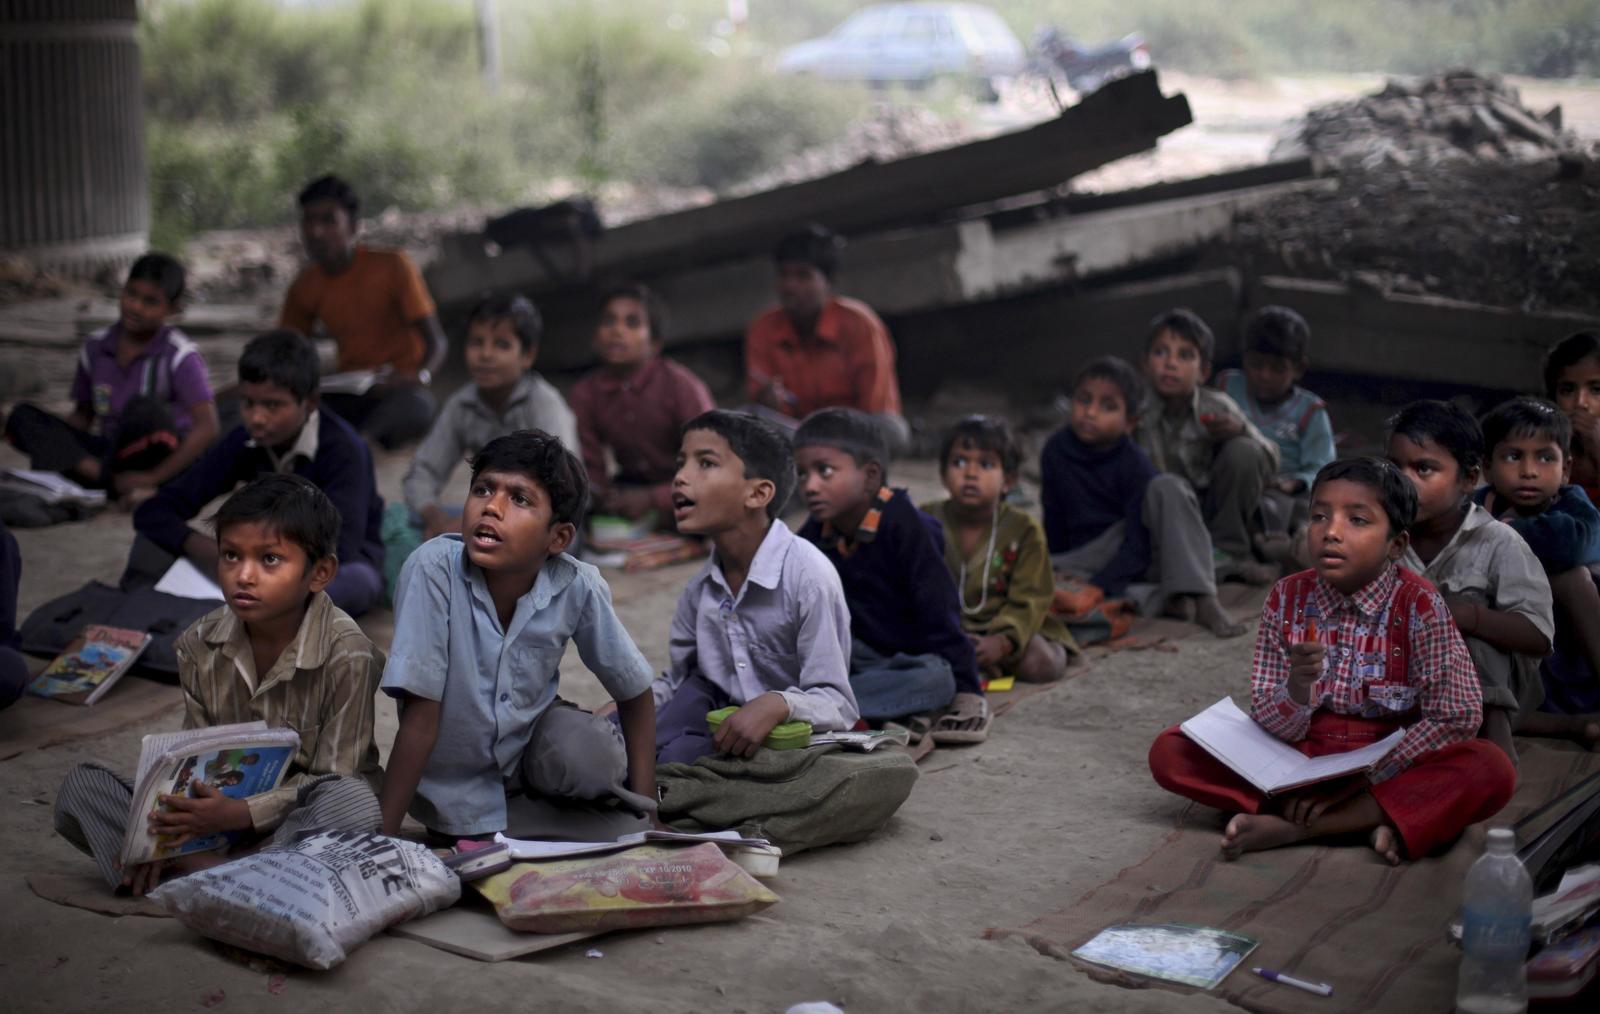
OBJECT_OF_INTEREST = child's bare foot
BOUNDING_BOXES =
[1220,813,1306,860]
[1369,826,1401,866]
[1195,594,1247,638]
[1254,532,1294,563]
[1235,559,1280,585]
[1162,595,1197,623]
[169,851,229,877]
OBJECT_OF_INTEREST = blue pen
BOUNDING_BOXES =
[1252,967,1333,997]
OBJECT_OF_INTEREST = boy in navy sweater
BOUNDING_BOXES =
[132,330,385,617]
[795,409,981,728]
[1476,397,1600,742]
[1042,357,1244,637]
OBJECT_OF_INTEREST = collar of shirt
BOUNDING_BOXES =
[464,374,540,417]
[202,590,336,696]
[248,409,320,473]
[583,356,665,396]
[1408,501,1491,573]
[459,541,580,638]
[777,299,846,348]
[1312,561,1401,624]
[91,323,176,364]
[821,485,893,556]
[702,518,793,605]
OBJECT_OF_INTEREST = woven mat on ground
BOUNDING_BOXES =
[985,742,1600,1014]
[0,679,181,761]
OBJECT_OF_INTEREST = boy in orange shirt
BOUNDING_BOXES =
[279,174,448,449]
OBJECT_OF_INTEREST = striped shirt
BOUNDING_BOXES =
[1250,564,1482,783]
[174,591,384,832]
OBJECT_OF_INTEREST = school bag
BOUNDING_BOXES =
[656,744,918,856]
[20,580,213,682]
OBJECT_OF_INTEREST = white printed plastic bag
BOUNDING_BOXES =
[150,830,460,969]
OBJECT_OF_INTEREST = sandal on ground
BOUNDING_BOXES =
[930,692,991,745]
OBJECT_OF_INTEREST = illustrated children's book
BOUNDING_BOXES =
[1180,697,1404,796]
[28,624,152,705]
[1072,923,1259,989]
[119,721,300,867]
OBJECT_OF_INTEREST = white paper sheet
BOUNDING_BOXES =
[493,828,767,861]
[153,557,224,600]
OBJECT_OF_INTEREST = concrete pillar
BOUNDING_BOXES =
[1,0,148,276]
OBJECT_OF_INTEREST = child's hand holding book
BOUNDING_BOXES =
[150,781,253,846]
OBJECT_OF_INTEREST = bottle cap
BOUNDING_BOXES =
[1486,827,1514,847]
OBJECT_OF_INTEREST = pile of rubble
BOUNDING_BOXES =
[1272,70,1573,169]
[1222,154,1600,315]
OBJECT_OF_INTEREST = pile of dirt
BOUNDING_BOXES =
[1272,70,1573,169]
[1222,153,1600,315]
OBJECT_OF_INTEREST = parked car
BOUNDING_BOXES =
[776,3,1026,97]
[1030,27,1151,95]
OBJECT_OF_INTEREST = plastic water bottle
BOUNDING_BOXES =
[1456,827,1532,1014]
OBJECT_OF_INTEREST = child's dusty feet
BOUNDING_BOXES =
[169,851,229,877]
[1195,594,1247,639]
[1220,813,1305,860]
[1235,559,1281,586]
[1162,595,1197,623]
[1253,532,1294,563]
[1369,826,1402,866]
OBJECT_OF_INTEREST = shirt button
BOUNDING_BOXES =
[500,693,510,702]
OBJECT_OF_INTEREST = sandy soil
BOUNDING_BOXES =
[0,438,1266,1014]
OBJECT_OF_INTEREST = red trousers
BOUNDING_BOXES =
[1147,711,1516,859]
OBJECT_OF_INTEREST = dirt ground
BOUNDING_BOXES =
[0,437,1267,1014]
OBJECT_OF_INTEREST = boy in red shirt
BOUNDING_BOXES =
[1148,457,1515,864]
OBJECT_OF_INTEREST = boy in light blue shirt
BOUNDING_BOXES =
[379,430,658,840]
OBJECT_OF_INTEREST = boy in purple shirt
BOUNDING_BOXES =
[4,253,218,504]
[568,283,715,529]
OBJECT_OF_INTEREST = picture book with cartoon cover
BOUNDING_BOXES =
[28,624,151,706]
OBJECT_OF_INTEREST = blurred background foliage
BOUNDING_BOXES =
[142,0,1600,248]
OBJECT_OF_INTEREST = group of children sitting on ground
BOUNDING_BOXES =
[6,193,1598,894]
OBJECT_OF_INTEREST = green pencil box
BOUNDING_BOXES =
[705,707,813,750]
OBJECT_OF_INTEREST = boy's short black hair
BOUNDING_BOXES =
[940,415,1021,476]
[773,223,842,280]
[1388,399,1484,475]
[210,473,342,565]
[599,281,668,343]
[682,410,795,520]
[794,408,890,477]
[1482,397,1572,457]
[470,430,589,526]
[470,292,543,352]
[1145,307,1215,365]
[1244,305,1311,365]
[297,174,359,220]
[127,252,186,305]
[1311,457,1417,536]
[1544,330,1600,397]
[1071,356,1146,415]
[238,329,320,402]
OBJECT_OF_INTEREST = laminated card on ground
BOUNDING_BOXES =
[1179,696,1403,796]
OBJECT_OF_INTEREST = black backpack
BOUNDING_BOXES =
[20,581,214,682]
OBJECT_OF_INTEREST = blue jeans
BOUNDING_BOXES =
[849,642,956,722]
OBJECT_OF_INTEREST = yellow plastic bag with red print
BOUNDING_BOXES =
[472,842,778,933]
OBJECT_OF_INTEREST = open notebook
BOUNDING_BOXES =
[1180,697,1405,796]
